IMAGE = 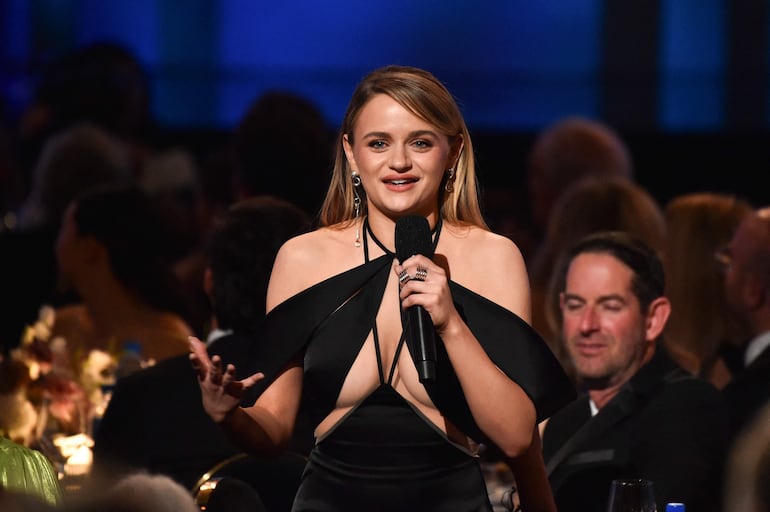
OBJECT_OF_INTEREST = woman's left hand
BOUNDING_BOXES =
[393,255,458,335]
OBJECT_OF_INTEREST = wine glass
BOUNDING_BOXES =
[606,478,658,512]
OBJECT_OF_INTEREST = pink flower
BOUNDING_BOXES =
[43,372,87,434]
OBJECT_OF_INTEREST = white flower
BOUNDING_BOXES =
[27,304,56,342]
[82,350,117,386]
[38,305,55,329]
[81,349,117,413]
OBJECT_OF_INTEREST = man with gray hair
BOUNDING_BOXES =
[720,207,770,441]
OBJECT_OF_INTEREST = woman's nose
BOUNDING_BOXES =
[389,145,411,171]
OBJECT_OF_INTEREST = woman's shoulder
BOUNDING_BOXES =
[274,225,358,269]
[443,224,525,270]
[443,224,531,319]
[268,224,363,309]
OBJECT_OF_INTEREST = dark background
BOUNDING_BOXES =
[1,0,768,210]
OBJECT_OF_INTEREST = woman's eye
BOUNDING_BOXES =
[412,139,432,148]
[369,140,386,149]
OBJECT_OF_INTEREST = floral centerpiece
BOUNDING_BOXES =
[0,305,152,476]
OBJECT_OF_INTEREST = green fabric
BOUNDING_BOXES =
[0,437,62,505]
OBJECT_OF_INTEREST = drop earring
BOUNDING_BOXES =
[445,168,455,193]
[352,172,362,247]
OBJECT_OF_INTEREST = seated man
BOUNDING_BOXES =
[91,196,312,493]
[720,207,770,443]
[542,231,729,512]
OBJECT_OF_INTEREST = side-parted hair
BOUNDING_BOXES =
[319,65,486,229]
[559,231,665,312]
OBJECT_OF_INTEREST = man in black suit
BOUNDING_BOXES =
[721,207,770,442]
[541,232,729,512]
[91,196,312,493]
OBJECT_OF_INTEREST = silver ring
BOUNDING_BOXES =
[413,266,428,282]
[398,269,411,284]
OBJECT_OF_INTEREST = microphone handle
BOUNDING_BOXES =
[409,305,436,383]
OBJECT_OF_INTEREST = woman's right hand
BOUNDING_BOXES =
[188,336,265,423]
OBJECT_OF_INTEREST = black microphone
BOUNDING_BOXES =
[395,215,437,383]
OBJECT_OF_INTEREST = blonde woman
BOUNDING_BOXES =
[191,65,573,511]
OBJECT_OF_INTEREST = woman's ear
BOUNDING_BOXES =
[343,133,357,171]
[450,134,464,168]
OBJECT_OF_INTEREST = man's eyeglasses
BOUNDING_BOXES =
[714,245,733,271]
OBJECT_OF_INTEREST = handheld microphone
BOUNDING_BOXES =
[395,215,437,383]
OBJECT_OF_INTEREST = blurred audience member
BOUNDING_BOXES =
[0,123,133,355]
[91,196,311,490]
[234,90,333,220]
[542,231,729,512]
[0,436,62,507]
[663,192,754,389]
[0,487,56,512]
[18,123,133,231]
[140,148,212,334]
[51,184,192,363]
[523,116,633,259]
[721,401,770,512]
[63,471,198,512]
[721,207,770,441]
[139,148,203,258]
[18,41,154,178]
[531,176,665,378]
[164,90,334,335]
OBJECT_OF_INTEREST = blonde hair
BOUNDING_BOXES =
[319,65,486,229]
[662,192,753,376]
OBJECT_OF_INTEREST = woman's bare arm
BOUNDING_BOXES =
[189,336,302,456]
[504,425,557,512]
[397,231,537,456]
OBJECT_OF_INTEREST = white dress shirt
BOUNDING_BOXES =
[744,330,770,367]
[205,328,233,347]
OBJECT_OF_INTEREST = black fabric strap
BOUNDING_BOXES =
[545,366,688,476]
[364,216,443,258]
[363,216,443,385]
[243,249,576,443]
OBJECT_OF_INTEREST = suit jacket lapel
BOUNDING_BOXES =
[546,386,637,476]
[547,349,679,478]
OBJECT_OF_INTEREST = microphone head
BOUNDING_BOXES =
[395,215,434,263]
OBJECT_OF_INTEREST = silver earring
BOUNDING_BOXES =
[352,172,362,247]
[445,168,455,193]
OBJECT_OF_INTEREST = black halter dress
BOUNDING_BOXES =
[240,219,576,511]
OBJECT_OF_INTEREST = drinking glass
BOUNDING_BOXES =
[606,478,657,512]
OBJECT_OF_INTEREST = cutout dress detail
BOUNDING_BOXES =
[240,220,575,511]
